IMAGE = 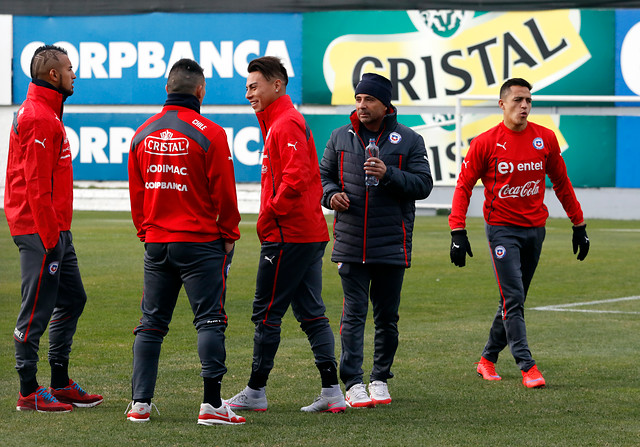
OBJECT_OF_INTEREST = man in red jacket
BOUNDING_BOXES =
[5,45,103,412]
[226,56,345,413]
[127,59,244,425]
[449,78,590,388]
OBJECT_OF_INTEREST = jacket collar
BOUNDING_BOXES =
[163,93,201,114]
[349,104,398,135]
[255,95,294,134]
[27,81,65,118]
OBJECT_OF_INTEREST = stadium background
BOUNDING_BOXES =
[0,5,639,217]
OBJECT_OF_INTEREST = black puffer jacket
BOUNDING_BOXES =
[320,107,433,267]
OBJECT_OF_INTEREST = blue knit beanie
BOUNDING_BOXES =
[355,73,392,106]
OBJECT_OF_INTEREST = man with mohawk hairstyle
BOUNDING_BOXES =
[5,44,103,413]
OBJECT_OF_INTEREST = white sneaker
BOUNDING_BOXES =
[368,380,392,405]
[300,393,346,413]
[345,383,374,408]
[225,387,268,411]
[125,401,159,422]
[198,402,246,425]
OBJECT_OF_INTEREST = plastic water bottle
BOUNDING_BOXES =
[365,138,379,187]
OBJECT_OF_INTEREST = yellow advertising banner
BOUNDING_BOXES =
[325,10,590,105]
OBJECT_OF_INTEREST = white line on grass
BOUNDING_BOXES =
[531,296,640,314]
[598,229,640,233]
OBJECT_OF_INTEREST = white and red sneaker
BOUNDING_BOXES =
[345,383,375,408]
[300,393,346,413]
[225,387,268,411]
[16,386,73,412]
[125,401,159,422]
[198,401,246,425]
[368,380,392,406]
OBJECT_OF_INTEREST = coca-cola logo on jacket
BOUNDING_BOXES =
[498,180,541,199]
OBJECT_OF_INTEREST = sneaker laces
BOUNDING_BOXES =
[35,387,58,403]
[69,381,87,395]
[370,381,388,394]
[476,360,498,376]
[350,383,369,400]
[124,401,160,416]
[235,391,249,404]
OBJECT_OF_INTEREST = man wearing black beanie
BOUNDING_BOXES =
[320,73,433,408]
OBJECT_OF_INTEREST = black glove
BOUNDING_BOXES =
[572,224,589,261]
[450,230,473,267]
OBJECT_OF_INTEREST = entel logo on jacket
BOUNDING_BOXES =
[144,130,189,156]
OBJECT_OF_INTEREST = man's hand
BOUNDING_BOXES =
[363,157,387,180]
[572,224,589,261]
[224,240,235,254]
[450,229,473,267]
[330,192,350,212]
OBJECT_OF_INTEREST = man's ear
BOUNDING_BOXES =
[195,83,205,103]
[49,68,59,85]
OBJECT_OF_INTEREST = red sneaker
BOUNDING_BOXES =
[50,380,103,407]
[475,357,502,381]
[522,365,546,388]
[17,386,73,412]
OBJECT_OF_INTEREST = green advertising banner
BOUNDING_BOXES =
[303,10,615,187]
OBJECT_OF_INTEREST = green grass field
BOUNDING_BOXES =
[1,210,639,446]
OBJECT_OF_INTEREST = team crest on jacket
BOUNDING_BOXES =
[389,132,402,144]
[48,261,59,275]
[532,137,544,150]
[494,246,506,259]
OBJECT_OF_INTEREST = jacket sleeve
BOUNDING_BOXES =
[449,137,485,230]
[21,114,60,249]
[206,127,241,241]
[264,118,310,218]
[545,132,584,225]
[319,131,342,209]
[128,134,146,241]
[382,132,433,200]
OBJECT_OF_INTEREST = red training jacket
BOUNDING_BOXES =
[449,121,584,229]
[254,95,329,243]
[4,83,73,250]
[128,102,240,243]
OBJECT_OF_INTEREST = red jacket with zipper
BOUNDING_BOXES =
[4,82,73,250]
[255,95,329,244]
